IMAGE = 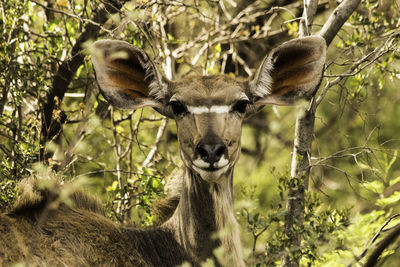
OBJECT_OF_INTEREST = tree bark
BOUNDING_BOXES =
[319,0,362,46]
[299,0,318,37]
[281,0,361,266]
[40,0,128,160]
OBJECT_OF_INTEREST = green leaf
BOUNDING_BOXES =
[215,43,221,54]
[376,191,400,207]
[389,176,400,187]
[150,178,159,190]
[106,181,119,192]
[167,33,174,41]
[357,162,381,173]
[385,150,398,176]
[115,125,124,134]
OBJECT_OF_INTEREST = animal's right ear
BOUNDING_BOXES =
[91,40,170,113]
[249,36,326,106]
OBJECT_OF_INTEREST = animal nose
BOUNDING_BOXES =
[196,142,226,164]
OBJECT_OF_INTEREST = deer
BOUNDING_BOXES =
[0,36,326,266]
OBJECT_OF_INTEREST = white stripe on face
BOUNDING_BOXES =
[187,105,230,115]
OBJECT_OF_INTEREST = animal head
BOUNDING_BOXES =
[91,36,326,183]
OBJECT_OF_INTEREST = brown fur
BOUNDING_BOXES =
[0,178,191,266]
[152,194,180,225]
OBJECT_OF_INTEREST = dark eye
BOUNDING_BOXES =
[232,100,251,114]
[168,100,187,116]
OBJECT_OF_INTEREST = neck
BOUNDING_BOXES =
[164,167,244,266]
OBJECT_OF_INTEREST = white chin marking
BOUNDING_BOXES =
[187,105,230,115]
[193,159,210,168]
[192,165,229,183]
[215,156,229,168]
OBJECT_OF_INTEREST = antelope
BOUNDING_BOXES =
[0,36,326,266]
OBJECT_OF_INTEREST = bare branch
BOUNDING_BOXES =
[365,222,400,267]
[110,107,124,191]
[171,1,301,59]
[299,0,319,37]
[142,118,169,168]
[319,0,361,46]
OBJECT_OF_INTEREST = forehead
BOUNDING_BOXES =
[170,75,247,105]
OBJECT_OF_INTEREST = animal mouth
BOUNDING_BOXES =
[204,166,222,172]
[191,157,230,176]
[192,162,229,173]
[194,165,225,172]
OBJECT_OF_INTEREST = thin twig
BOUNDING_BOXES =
[142,118,169,168]
[313,31,400,110]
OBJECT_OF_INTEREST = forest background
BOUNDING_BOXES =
[1,0,400,266]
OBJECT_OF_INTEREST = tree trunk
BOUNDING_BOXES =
[281,0,361,266]
[281,109,315,267]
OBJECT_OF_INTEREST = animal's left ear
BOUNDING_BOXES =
[249,36,326,106]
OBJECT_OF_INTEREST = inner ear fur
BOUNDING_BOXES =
[91,40,168,110]
[250,36,327,106]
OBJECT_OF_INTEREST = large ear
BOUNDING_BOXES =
[249,36,326,106]
[91,40,169,111]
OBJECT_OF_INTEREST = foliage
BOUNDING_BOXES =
[1,0,400,266]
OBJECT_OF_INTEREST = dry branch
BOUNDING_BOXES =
[319,0,361,46]
[299,0,319,36]
[142,118,169,168]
